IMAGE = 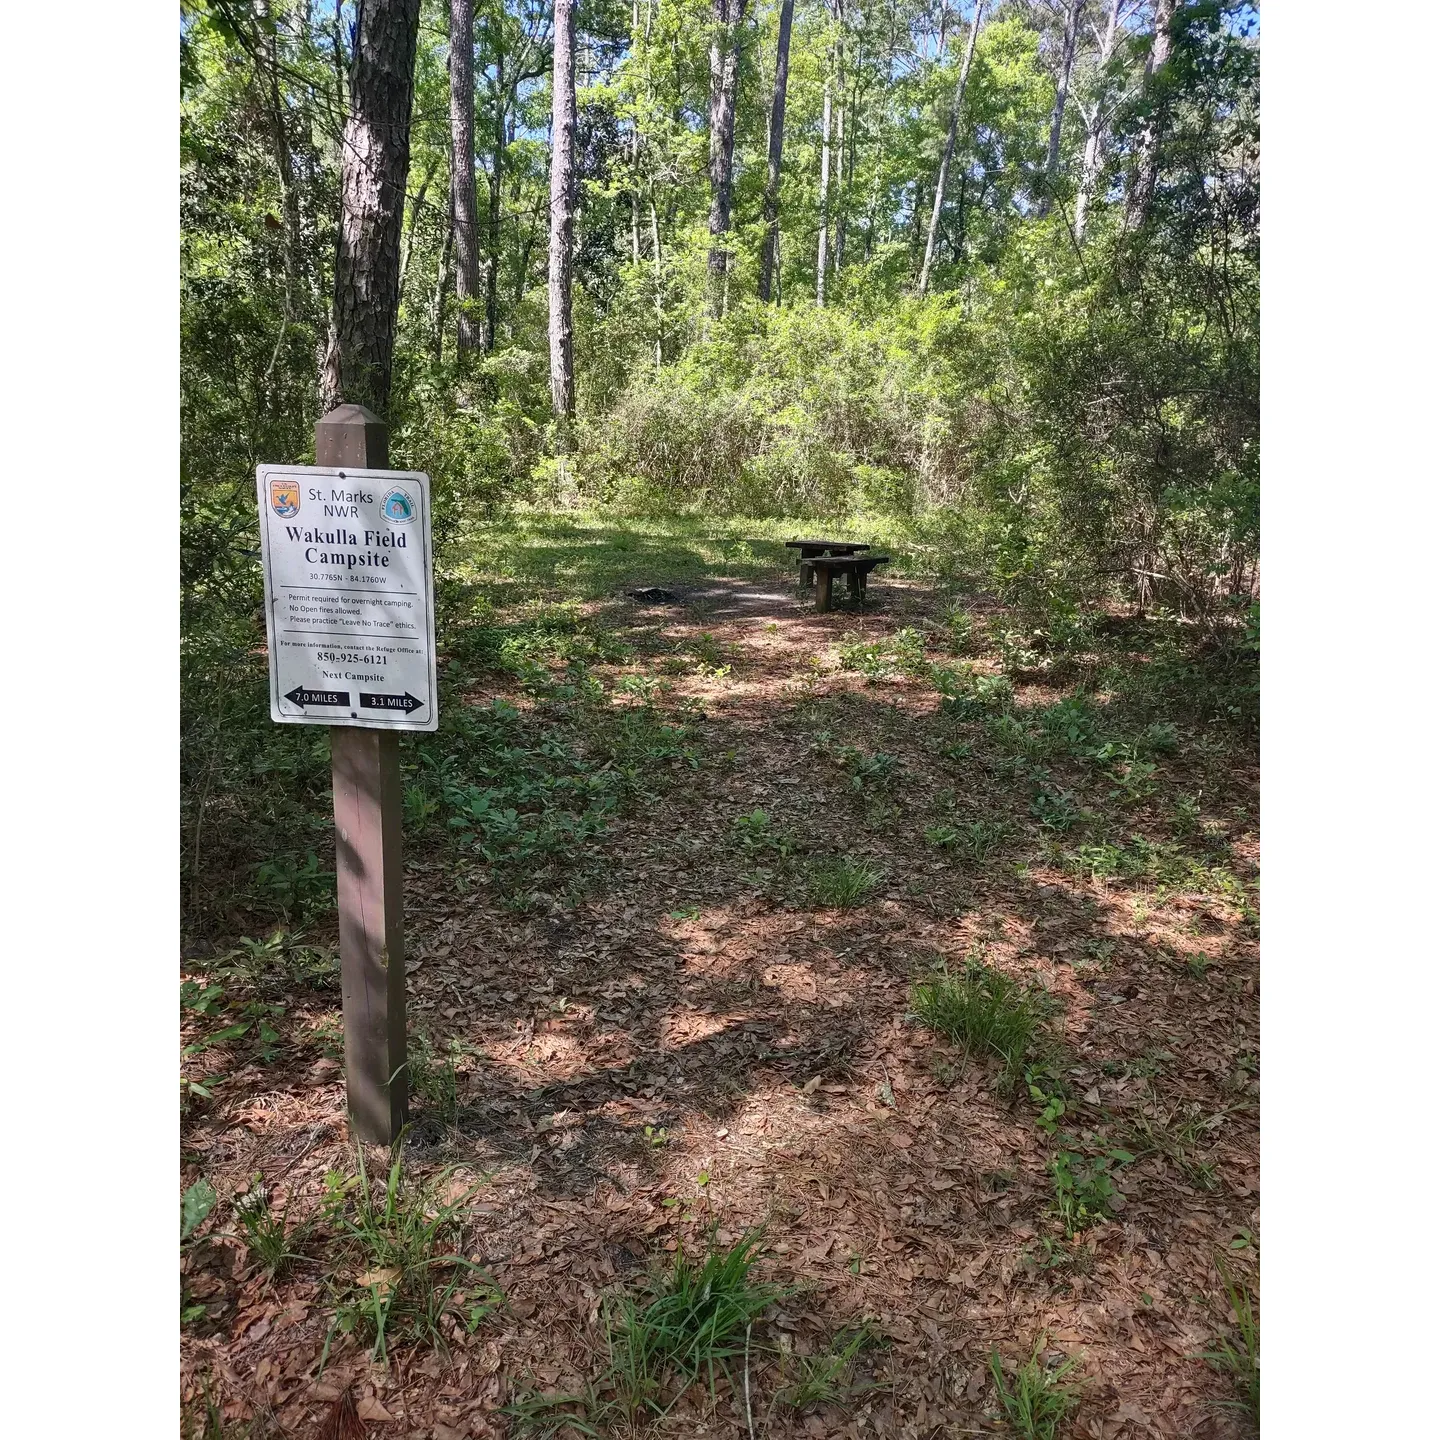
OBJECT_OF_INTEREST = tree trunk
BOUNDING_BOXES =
[1074,0,1124,242]
[321,0,423,415]
[917,0,983,297]
[1037,0,1083,217]
[397,161,433,301]
[449,0,484,356]
[548,0,578,420]
[485,47,505,352]
[816,72,831,306]
[758,0,795,303]
[1124,0,1176,232]
[833,88,845,272]
[707,0,747,314]
[650,194,664,371]
[430,222,454,361]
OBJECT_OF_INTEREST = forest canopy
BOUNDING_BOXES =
[181,0,1257,643]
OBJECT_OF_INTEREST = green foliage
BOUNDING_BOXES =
[408,1032,463,1126]
[234,1175,310,1280]
[322,1147,498,1364]
[910,960,1050,1088]
[777,1326,883,1412]
[182,1179,217,1244]
[730,808,797,858]
[934,667,1015,719]
[600,1230,778,1419]
[989,1339,1083,1440]
[807,855,884,908]
[1199,1255,1260,1425]
[254,850,335,920]
[837,627,928,681]
[838,746,903,790]
[1050,1148,1133,1235]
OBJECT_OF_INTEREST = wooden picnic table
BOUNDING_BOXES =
[786,539,873,591]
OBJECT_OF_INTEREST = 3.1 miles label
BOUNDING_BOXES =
[255,464,439,731]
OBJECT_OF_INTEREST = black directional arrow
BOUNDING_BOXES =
[359,691,426,714]
[285,686,351,708]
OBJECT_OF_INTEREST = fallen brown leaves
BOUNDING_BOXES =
[180,573,1257,1440]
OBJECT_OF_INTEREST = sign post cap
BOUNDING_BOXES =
[315,404,388,469]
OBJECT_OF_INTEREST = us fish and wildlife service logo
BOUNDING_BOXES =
[381,487,417,524]
[269,477,301,518]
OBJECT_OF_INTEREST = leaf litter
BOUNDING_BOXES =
[181,563,1257,1439]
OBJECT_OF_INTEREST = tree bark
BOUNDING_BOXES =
[833,87,845,272]
[650,194,664,371]
[758,0,795,303]
[449,0,484,355]
[548,0,578,420]
[816,72,831,306]
[1124,0,1176,232]
[1037,0,1084,217]
[1074,0,1125,242]
[486,46,504,351]
[707,0,748,314]
[397,160,433,301]
[430,222,454,361]
[321,0,423,415]
[917,0,983,297]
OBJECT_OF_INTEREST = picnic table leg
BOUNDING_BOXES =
[816,568,833,612]
[798,560,814,589]
[848,569,862,602]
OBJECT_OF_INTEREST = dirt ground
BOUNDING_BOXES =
[181,561,1259,1440]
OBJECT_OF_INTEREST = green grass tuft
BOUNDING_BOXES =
[989,1338,1083,1440]
[321,1146,499,1365]
[911,960,1050,1088]
[602,1229,779,1419]
[1200,1254,1259,1426]
[807,855,884,907]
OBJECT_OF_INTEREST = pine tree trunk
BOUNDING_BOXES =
[430,223,454,361]
[707,0,747,314]
[486,48,505,352]
[1037,0,1083,218]
[918,0,983,297]
[548,0,578,420]
[1125,0,1176,232]
[1074,0,1123,243]
[758,0,795,303]
[833,89,845,272]
[816,73,831,306]
[450,0,483,356]
[321,0,423,415]
[650,194,664,371]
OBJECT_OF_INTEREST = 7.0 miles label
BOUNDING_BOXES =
[255,465,439,731]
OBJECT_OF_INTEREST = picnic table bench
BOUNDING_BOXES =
[807,553,890,612]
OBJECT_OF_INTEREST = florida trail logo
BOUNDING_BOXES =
[269,477,301,518]
[381,487,417,524]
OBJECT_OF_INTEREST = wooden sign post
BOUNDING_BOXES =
[255,403,439,1144]
[315,405,408,1144]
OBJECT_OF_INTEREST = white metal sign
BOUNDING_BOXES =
[256,465,439,731]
